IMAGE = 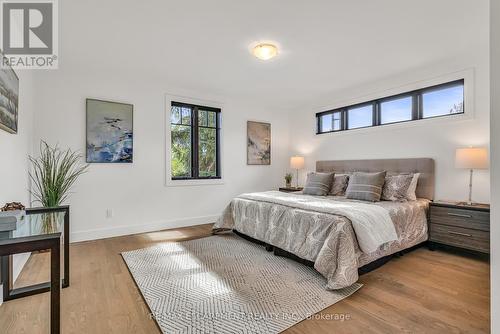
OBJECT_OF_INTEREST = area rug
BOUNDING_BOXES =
[121,234,362,334]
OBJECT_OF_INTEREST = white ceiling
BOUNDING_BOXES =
[60,0,488,108]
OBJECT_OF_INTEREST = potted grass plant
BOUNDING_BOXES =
[285,173,293,188]
[29,141,88,233]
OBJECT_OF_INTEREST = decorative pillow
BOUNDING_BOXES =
[381,174,414,201]
[386,172,420,201]
[345,171,386,202]
[406,173,420,201]
[330,174,350,196]
[303,172,335,196]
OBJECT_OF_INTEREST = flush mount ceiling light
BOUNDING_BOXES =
[252,43,278,60]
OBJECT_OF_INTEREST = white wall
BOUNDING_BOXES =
[0,72,35,209]
[31,0,489,240]
[289,56,490,203]
[33,69,289,242]
[0,71,36,304]
[490,0,499,332]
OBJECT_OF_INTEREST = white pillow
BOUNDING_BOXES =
[406,173,420,201]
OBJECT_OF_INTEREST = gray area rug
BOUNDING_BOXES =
[122,234,362,334]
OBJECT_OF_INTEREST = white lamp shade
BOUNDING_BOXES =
[455,148,489,169]
[290,156,305,169]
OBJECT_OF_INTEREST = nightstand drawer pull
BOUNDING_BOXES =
[447,213,472,218]
[447,231,472,237]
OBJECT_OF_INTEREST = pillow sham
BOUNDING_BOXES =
[387,172,420,201]
[345,171,386,202]
[381,174,414,202]
[302,172,335,196]
[330,174,350,196]
[406,173,420,201]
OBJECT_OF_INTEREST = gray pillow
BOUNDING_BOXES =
[303,172,335,196]
[330,174,350,196]
[381,174,414,202]
[345,171,386,202]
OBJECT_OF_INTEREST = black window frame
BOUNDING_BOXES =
[316,79,464,135]
[170,101,221,180]
[317,110,344,133]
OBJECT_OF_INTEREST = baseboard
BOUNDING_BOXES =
[70,214,218,243]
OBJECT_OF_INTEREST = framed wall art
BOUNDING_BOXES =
[0,54,19,134]
[86,98,133,163]
[247,121,271,165]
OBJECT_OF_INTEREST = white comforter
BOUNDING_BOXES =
[238,191,398,253]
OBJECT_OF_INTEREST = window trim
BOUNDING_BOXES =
[166,94,224,187]
[316,79,465,135]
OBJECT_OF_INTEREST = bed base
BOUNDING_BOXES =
[232,230,423,275]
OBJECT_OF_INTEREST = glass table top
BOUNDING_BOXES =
[0,211,65,240]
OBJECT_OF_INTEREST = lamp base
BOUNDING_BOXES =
[295,169,299,189]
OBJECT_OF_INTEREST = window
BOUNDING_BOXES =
[319,111,342,132]
[316,79,464,134]
[380,95,413,124]
[170,101,221,180]
[422,84,464,118]
[347,104,373,129]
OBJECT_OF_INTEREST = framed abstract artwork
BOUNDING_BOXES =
[247,121,271,165]
[86,98,133,163]
[0,56,19,134]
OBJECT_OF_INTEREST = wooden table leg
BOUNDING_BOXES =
[50,241,61,334]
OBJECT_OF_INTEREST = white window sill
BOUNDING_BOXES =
[165,178,225,187]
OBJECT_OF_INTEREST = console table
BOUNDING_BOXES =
[0,207,66,333]
[1,206,69,302]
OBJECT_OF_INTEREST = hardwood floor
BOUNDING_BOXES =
[0,224,490,333]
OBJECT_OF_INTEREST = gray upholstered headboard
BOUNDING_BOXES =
[316,158,435,200]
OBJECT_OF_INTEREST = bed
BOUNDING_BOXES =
[213,158,435,289]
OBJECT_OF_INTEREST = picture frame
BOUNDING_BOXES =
[247,121,271,165]
[0,52,19,134]
[86,98,134,163]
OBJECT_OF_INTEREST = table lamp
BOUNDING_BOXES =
[455,147,488,205]
[290,156,305,188]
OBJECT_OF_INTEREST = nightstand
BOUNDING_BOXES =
[428,201,490,254]
[278,187,303,193]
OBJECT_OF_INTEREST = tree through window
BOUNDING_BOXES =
[170,102,221,179]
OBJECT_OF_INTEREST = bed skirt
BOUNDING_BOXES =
[231,229,425,275]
